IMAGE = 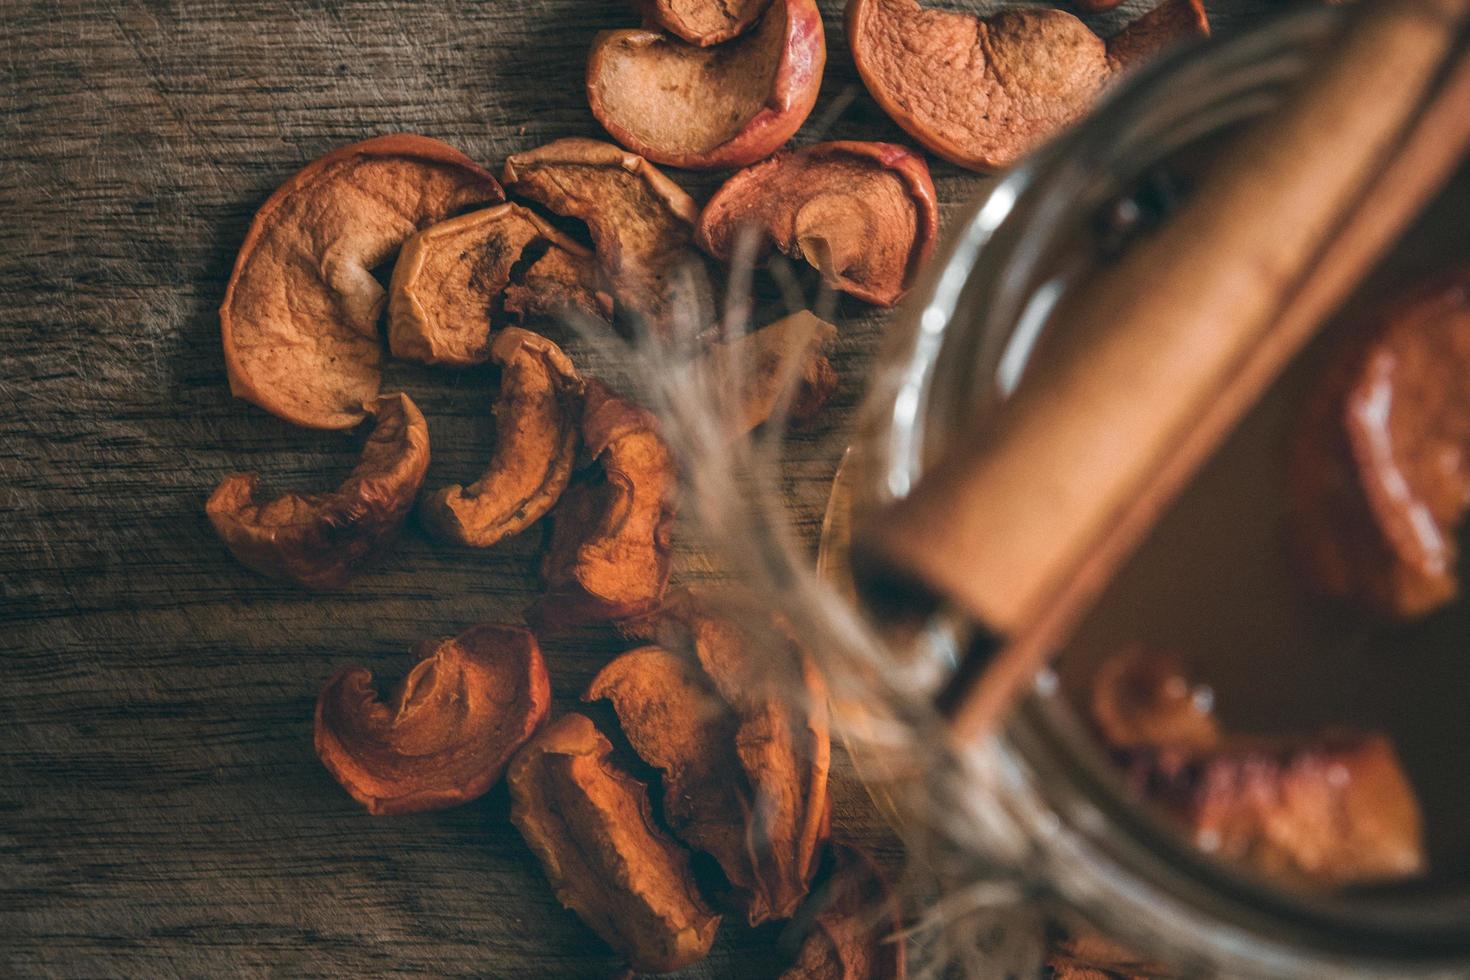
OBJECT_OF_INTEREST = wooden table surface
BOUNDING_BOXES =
[0,1,1269,975]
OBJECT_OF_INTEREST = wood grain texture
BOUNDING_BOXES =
[0,0,1268,975]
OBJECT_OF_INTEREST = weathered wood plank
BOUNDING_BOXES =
[0,0,1270,974]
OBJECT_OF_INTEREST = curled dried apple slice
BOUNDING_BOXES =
[388,203,609,366]
[686,600,832,923]
[504,139,711,334]
[697,142,939,307]
[586,646,758,912]
[615,591,835,921]
[421,329,583,547]
[206,392,429,588]
[509,712,721,973]
[314,623,551,815]
[532,382,678,627]
[845,0,1209,172]
[589,0,826,171]
[221,134,502,428]
[847,0,1109,172]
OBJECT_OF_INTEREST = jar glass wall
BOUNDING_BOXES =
[839,5,1470,976]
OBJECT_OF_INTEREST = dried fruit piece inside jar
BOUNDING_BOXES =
[314,623,551,815]
[1092,652,1425,887]
[509,712,720,973]
[387,203,609,366]
[701,311,839,434]
[421,329,583,548]
[531,382,678,627]
[1291,271,1470,618]
[636,0,774,46]
[503,138,712,335]
[1089,648,1219,753]
[588,0,826,171]
[780,843,905,979]
[221,134,502,428]
[697,143,939,307]
[206,392,430,588]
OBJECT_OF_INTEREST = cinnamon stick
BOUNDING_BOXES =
[853,0,1470,739]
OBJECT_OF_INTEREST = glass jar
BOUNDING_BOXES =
[836,5,1470,977]
[646,4,1470,976]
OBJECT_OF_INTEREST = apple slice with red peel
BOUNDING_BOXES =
[530,382,678,628]
[388,203,608,367]
[697,142,938,307]
[847,0,1109,172]
[588,0,826,171]
[206,392,430,589]
[503,139,711,335]
[315,623,551,816]
[421,329,584,549]
[221,134,501,429]
[846,0,1209,174]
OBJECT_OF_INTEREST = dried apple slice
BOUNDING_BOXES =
[206,392,430,588]
[703,311,839,433]
[222,134,502,428]
[847,0,1109,172]
[637,0,775,46]
[845,0,1210,172]
[780,844,905,980]
[1106,0,1209,74]
[589,0,826,171]
[509,712,721,973]
[697,143,939,307]
[616,591,835,921]
[1092,654,1425,886]
[503,139,712,334]
[314,623,551,815]
[1124,732,1426,887]
[421,330,583,547]
[387,203,609,366]
[1290,271,1470,619]
[687,603,832,923]
[586,646,760,912]
[532,382,678,626]
[1089,648,1219,752]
